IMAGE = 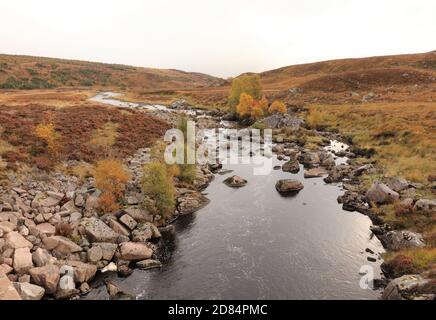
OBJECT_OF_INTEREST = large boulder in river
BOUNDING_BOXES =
[259,113,304,129]
[381,230,425,251]
[223,175,247,188]
[275,179,304,195]
[366,182,399,204]
[324,164,353,183]
[304,167,328,178]
[282,160,300,174]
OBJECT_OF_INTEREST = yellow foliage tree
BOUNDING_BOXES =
[35,123,61,158]
[258,96,269,113]
[236,93,254,118]
[228,75,262,107]
[269,100,287,114]
[94,159,130,199]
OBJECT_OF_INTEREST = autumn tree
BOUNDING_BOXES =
[228,75,262,107]
[35,123,61,159]
[258,96,269,114]
[269,100,287,114]
[141,162,175,219]
[236,92,254,118]
[94,159,130,213]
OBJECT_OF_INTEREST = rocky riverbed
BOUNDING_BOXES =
[1,93,434,300]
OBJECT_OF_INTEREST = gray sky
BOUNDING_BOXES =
[1,0,435,78]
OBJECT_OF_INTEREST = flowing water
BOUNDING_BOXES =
[88,93,385,300]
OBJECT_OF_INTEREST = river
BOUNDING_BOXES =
[88,93,385,300]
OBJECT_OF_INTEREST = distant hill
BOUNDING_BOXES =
[257,52,436,92]
[0,54,224,90]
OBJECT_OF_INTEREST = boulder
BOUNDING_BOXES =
[32,248,53,267]
[82,218,119,243]
[177,191,209,215]
[119,242,153,261]
[87,246,103,263]
[93,243,118,261]
[304,167,328,178]
[275,179,304,195]
[32,192,63,208]
[366,182,399,205]
[122,207,153,223]
[29,265,60,294]
[64,261,97,284]
[42,236,82,255]
[298,152,320,168]
[383,177,410,192]
[282,160,300,174]
[0,273,22,300]
[259,113,304,129]
[107,219,130,237]
[223,175,247,188]
[413,199,436,213]
[13,282,45,300]
[35,223,56,237]
[132,224,153,242]
[382,275,435,300]
[119,214,137,230]
[324,164,353,183]
[381,230,425,251]
[13,248,33,274]
[5,231,33,249]
[0,264,13,275]
[0,221,17,233]
[135,259,162,270]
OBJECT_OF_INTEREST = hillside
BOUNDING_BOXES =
[0,54,224,90]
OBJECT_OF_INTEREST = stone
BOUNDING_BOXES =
[0,273,22,300]
[119,242,153,261]
[13,248,33,274]
[382,275,434,300]
[119,214,137,230]
[101,262,117,273]
[381,230,425,251]
[177,191,209,215]
[132,224,153,242]
[126,196,139,205]
[82,218,119,243]
[304,167,328,178]
[366,182,399,205]
[79,282,90,293]
[32,248,52,267]
[107,219,130,237]
[29,265,60,294]
[74,194,85,207]
[413,199,436,213]
[259,113,304,129]
[275,179,304,195]
[0,221,17,233]
[69,211,82,224]
[64,261,97,283]
[122,207,153,223]
[147,222,161,238]
[13,282,45,300]
[135,259,162,270]
[87,246,103,263]
[5,231,33,249]
[324,164,353,183]
[106,282,121,298]
[282,160,300,173]
[35,223,56,237]
[54,288,80,300]
[18,274,30,283]
[298,152,320,168]
[384,177,410,192]
[93,243,118,261]
[32,192,62,208]
[0,264,13,275]
[43,236,82,255]
[223,175,247,188]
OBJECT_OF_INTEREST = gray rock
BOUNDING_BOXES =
[13,282,45,300]
[223,175,247,188]
[275,179,304,195]
[282,160,300,174]
[119,242,153,261]
[135,259,162,270]
[381,230,425,251]
[413,199,436,213]
[93,243,117,261]
[304,167,328,178]
[382,275,434,300]
[366,182,399,204]
[82,218,119,243]
[87,246,103,263]
[259,113,304,129]
[383,177,410,192]
[13,248,33,274]
[119,214,137,230]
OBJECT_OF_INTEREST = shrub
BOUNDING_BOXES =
[35,123,61,159]
[269,100,287,114]
[98,191,120,214]
[236,93,254,117]
[94,159,129,199]
[141,162,175,219]
[228,75,262,107]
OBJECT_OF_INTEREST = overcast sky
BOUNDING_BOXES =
[0,0,434,78]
